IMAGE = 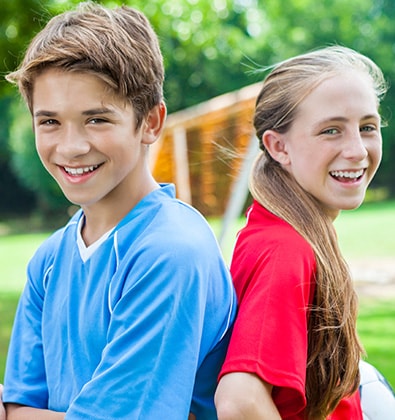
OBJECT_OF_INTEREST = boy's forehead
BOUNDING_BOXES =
[32,68,127,111]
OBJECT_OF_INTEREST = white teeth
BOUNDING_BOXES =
[64,165,99,175]
[330,169,364,179]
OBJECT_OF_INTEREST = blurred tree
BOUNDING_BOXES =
[1,0,395,219]
[0,96,36,215]
[0,0,49,216]
[0,0,51,97]
[8,100,70,215]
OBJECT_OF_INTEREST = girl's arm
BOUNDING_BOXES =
[6,403,65,420]
[215,372,281,420]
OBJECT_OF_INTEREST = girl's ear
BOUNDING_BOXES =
[261,129,290,165]
[142,101,167,145]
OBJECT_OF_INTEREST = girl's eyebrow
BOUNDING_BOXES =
[361,113,381,122]
[314,113,380,128]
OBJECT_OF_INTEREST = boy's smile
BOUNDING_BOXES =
[32,68,164,237]
[63,164,101,176]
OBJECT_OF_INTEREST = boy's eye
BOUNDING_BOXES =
[88,118,108,124]
[41,119,59,125]
[321,128,339,135]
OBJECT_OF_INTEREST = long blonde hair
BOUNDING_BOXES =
[250,46,387,418]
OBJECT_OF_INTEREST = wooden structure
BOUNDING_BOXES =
[150,82,262,217]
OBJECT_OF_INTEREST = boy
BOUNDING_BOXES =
[2,2,236,419]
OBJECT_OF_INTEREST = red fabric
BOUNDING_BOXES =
[220,201,362,419]
[328,393,363,419]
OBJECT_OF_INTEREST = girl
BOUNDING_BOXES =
[215,46,388,419]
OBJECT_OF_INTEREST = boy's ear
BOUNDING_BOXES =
[142,102,167,145]
[261,129,290,166]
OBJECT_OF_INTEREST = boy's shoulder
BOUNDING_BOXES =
[120,184,212,237]
[30,210,81,265]
[116,185,220,258]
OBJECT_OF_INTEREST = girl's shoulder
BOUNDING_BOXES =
[238,202,314,260]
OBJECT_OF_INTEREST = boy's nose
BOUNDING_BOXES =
[56,126,91,158]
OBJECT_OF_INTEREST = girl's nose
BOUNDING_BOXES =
[342,131,368,161]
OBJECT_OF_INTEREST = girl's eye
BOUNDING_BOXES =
[360,125,376,132]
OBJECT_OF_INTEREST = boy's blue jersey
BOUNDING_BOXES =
[4,184,236,419]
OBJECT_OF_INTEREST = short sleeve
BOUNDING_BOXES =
[220,207,316,417]
[2,237,58,408]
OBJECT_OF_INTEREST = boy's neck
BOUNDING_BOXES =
[81,179,160,246]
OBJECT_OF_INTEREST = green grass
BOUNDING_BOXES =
[0,201,394,389]
[0,292,19,382]
[335,200,395,258]
[0,233,50,293]
[358,298,395,388]
[0,232,50,381]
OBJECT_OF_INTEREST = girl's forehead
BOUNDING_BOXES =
[303,70,375,103]
[293,71,379,124]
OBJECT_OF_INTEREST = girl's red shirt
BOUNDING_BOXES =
[219,201,362,419]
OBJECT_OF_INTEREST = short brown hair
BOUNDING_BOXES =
[6,1,164,128]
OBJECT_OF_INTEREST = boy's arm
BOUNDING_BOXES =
[6,403,65,420]
[0,385,5,420]
[5,404,190,420]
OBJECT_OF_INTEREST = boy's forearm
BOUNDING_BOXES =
[6,404,65,420]
[0,385,5,420]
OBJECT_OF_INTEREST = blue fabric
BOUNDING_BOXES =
[4,184,236,419]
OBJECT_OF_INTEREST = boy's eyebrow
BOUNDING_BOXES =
[33,108,117,118]
[34,110,57,118]
[82,107,117,116]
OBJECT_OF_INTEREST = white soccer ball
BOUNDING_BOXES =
[359,360,395,420]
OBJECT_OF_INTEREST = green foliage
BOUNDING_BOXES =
[8,100,70,215]
[0,97,36,215]
[0,0,50,97]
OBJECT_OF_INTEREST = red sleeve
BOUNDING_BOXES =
[219,204,316,418]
